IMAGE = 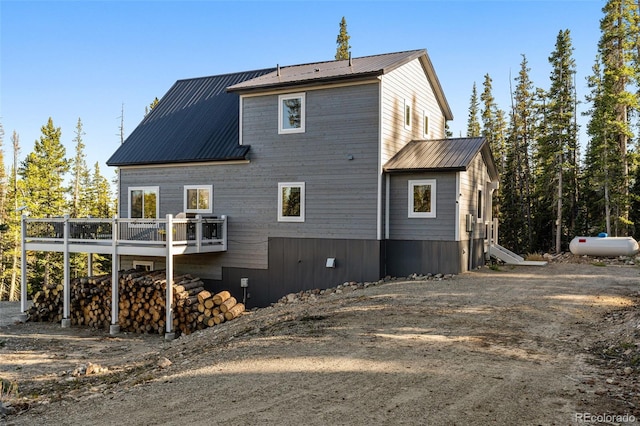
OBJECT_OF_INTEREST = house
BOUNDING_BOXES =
[21,49,502,333]
[104,49,500,308]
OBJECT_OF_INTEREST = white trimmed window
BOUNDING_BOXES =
[278,182,305,222]
[129,186,159,219]
[133,260,154,271]
[278,93,305,134]
[184,185,213,214]
[423,111,429,138]
[408,179,436,218]
[404,99,412,130]
[477,185,484,222]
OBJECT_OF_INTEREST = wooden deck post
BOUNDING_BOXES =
[165,214,175,341]
[61,215,71,328]
[110,216,120,335]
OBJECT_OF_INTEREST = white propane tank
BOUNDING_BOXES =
[569,235,639,257]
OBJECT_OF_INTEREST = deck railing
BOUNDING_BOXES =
[23,214,227,252]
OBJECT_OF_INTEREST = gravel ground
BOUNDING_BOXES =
[1,261,640,425]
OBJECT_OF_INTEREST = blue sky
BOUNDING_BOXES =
[2,0,603,173]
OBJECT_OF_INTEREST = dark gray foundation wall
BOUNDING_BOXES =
[208,237,487,308]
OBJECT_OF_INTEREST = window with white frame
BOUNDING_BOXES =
[404,99,412,130]
[184,185,213,214]
[278,93,305,134]
[477,185,484,222]
[408,179,436,218]
[278,182,305,222]
[129,187,159,219]
[423,112,429,138]
[133,260,154,271]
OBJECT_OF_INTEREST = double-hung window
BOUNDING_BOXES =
[184,185,213,214]
[408,179,436,218]
[129,187,159,219]
[278,182,305,222]
[278,93,306,134]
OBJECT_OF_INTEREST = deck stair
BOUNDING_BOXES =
[489,243,547,266]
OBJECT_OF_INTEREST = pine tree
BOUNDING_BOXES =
[467,82,481,137]
[144,97,159,116]
[7,131,22,301]
[71,118,89,217]
[335,17,351,60]
[592,0,640,235]
[535,29,579,252]
[501,56,538,253]
[19,117,70,290]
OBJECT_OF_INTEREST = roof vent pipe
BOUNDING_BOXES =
[348,52,352,67]
[277,64,280,76]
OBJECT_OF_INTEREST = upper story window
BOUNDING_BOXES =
[129,186,159,219]
[184,185,213,214]
[408,179,436,218]
[278,182,305,222]
[423,112,429,138]
[404,99,412,130]
[477,185,484,222]
[278,93,306,134]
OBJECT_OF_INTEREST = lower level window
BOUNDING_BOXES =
[278,182,305,222]
[133,260,154,271]
[408,179,436,218]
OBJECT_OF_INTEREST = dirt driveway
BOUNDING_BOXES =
[2,262,640,425]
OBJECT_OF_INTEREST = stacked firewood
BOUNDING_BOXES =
[27,283,65,322]
[26,269,244,336]
[194,290,245,328]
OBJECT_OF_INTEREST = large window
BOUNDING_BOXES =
[408,179,436,218]
[184,185,213,214]
[278,93,306,134]
[129,187,159,219]
[278,182,305,222]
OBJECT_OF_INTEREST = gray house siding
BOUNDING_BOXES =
[118,82,384,307]
[387,171,458,241]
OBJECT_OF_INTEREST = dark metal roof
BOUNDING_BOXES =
[107,68,275,167]
[227,49,453,120]
[383,137,499,181]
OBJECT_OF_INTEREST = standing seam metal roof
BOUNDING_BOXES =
[383,138,498,181]
[106,68,275,167]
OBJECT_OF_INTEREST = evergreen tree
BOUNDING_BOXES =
[335,17,351,60]
[71,118,89,217]
[467,82,481,137]
[480,74,507,174]
[590,0,640,235]
[19,118,70,290]
[144,97,159,116]
[6,131,22,301]
[535,29,579,252]
[501,56,538,254]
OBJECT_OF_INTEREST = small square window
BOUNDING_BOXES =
[408,179,436,218]
[278,93,306,134]
[404,99,412,130]
[278,182,305,222]
[184,185,213,214]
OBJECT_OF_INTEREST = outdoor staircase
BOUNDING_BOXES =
[489,243,547,266]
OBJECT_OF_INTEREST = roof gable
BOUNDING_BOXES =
[383,137,499,181]
[107,68,274,167]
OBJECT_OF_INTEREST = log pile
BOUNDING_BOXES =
[26,269,245,336]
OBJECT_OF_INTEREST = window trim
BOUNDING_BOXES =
[423,111,429,138]
[408,179,436,218]
[128,186,159,219]
[477,184,484,222]
[278,93,306,134]
[404,99,412,130]
[184,185,213,214]
[278,182,305,222]
[133,260,154,271]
